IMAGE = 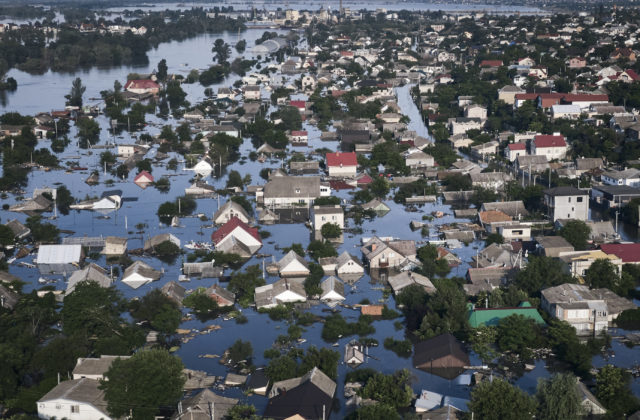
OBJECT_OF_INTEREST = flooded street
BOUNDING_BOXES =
[1,3,639,417]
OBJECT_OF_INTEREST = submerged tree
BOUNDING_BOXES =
[66,77,86,107]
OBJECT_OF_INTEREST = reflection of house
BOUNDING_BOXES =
[37,378,112,420]
[467,301,545,327]
[265,368,336,420]
[413,334,470,380]
[541,283,635,334]
[361,237,417,269]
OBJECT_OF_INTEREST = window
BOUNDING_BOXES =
[71,405,80,413]
[56,404,61,410]
[321,216,326,221]
[295,188,300,194]
[513,230,523,235]
[577,197,583,202]
[568,197,571,203]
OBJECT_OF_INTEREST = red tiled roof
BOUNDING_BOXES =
[329,180,355,190]
[515,93,539,100]
[600,243,640,263]
[211,216,261,244]
[124,79,160,90]
[326,151,357,167]
[480,60,503,67]
[478,210,512,224]
[534,135,567,148]
[289,100,306,109]
[340,50,354,56]
[357,174,373,185]
[508,143,526,150]
[624,69,640,81]
[291,130,308,136]
[134,170,154,183]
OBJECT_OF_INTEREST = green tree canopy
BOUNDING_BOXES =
[536,373,582,420]
[559,220,591,251]
[101,349,185,420]
[468,378,537,420]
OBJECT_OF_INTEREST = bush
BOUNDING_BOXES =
[383,338,412,357]
[321,314,375,341]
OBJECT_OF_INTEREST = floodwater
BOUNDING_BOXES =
[0,12,638,418]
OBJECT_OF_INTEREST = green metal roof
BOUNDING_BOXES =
[467,301,546,328]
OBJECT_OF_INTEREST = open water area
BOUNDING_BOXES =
[0,8,639,415]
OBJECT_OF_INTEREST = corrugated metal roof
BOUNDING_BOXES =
[37,244,82,264]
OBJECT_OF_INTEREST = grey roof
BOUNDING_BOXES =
[388,271,436,294]
[38,378,109,415]
[269,367,336,399]
[0,271,20,284]
[263,176,321,199]
[313,205,343,215]
[73,355,130,378]
[0,284,19,309]
[278,250,310,271]
[541,283,636,315]
[66,263,113,295]
[481,201,529,218]
[37,244,83,264]
[123,260,162,281]
[171,389,238,420]
[335,251,363,270]
[144,233,179,251]
[576,157,604,171]
[213,200,250,222]
[591,184,640,196]
[5,219,30,238]
[161,281,186,306]
[254,278,307,308]
[320,276,345,300]
[536,235,574,250]
[544,186,588,197]
[205,283,235,303]
[361,237,416,260]
[361,199,390,212]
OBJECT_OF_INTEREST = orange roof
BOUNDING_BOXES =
[478,210,512,224]
[361,304,383,316]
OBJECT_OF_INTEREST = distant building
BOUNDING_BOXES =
[124,79,160,95]
[543,186,589,221]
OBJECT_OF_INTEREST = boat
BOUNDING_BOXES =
[332,342,339,347]
[184,240,213,251]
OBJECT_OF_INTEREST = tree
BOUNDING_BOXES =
[307,240,337,261]
[165,81,187,109]
[320,223,341,239]
[66,77,85,107]
[496,314,544,360]
[212,38,231,64]
[596,365,640,417]
[226,170,243,189]
[227,340,253,365]
[514,255,573,296]
[559,220,591,251]
[536,373,582,420]
[76,118,101,147]
[228,265,265,306]
[156,59,168,82]
[235,39,247,53]
[485,232,504,246]
[56,185,74,215]
[101,349,185,420]
[347,404,400,420]
[129,289,181,336]
[443,173,472,191]
[0,224,15,247]
[469,325,498,363]
[100,151,117,169]
[469,378,537,420]
[359,370,413,409]
[265,355,298,382]
[416,244,450,278]
[584,258,619,290]
[369,176,390,198]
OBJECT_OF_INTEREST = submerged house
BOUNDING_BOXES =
[36,244,84,275]
[122,260,162,289]
[278,250,311,277]
[171,389,238,420]
[320,276,345,305]
[254,278,307,309]
[265,367,336,420]
[211,217,262,257]
[413,333,470,380]
[66,263,113,296]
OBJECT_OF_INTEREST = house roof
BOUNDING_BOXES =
[263,176,322,199]
[289,100,306,109]
[206,283,236,303]
[388,271,436,294]
[213,200,250,221]
[278,250,310,271]
[211,217,261,244]
[361,304,383,316]
[336,251,363,270]
[413,333,470,376]
[0,284,19,309]
[478,210,512,224]
[562,93,609,102]
[291,130,308,136]
[124,79,160,90]
[123,260,162,281]
[38,378,109,415]
[134,170,154,183]
[600,243,640,263]
[534,135,567,148]
[326,151,357,167]
[321,276,345,299]
[66,263,112,295]
[480,60,503,67]
[37,244,82,264]
[171,389,238,420]
[73,355,130,378]
[467,302,545,327]
[507,143,526,150]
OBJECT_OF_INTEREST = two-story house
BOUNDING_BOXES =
[543,186,589,221]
